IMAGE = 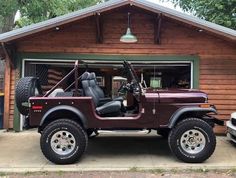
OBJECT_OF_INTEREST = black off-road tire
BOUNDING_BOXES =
[87,129,94,137]
[87,129,99,138]
[168,118,216,163]
[40,119,88,164]
[15,77,42,115]
[157,129,170,138]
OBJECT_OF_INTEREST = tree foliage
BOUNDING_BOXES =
[17,0,104,27]
[168,0,236,29]
[0,0,18,32]
[0,0,104,33]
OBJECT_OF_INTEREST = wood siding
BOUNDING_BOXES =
[10,8,236,132]
[9,69,16,128]
[4,59,16,129]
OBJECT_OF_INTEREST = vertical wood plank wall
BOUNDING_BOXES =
[5,9,235,132]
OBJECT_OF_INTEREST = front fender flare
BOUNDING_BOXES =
[39,105,87,129]
[168,107,217,128]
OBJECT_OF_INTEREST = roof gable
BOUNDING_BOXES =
[0,0,235,42]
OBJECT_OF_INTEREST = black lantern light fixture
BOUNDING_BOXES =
[120,12,138,43]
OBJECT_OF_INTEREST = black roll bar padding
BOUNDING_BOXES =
[123,60,142,96]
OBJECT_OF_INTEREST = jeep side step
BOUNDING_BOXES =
[96,129,151,135]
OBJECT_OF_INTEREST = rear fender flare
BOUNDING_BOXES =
[168,107,217,128]
[39,105,87,130]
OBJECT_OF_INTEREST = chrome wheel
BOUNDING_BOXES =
[180,129,206,154]
[50,131,76,155]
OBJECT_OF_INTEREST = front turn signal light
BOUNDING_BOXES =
[199,104,211,108]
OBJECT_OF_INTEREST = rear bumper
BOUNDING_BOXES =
[226,121,236,143]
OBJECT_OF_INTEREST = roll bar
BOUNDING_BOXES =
[43,60,139,97]
[43,60,81,97]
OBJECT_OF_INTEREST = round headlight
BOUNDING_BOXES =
[231,112,236,120]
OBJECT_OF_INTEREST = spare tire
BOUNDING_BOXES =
[15,77,42,115]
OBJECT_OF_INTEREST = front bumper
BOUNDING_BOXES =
[226,120,236,143]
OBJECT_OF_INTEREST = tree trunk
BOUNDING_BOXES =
[0,12,16,34]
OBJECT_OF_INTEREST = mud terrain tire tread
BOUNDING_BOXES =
[15,77,42,115]
[168,118,216,163]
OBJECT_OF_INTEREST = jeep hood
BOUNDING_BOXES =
[145,89,208,103]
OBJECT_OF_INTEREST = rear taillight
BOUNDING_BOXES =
[32,105,43,110]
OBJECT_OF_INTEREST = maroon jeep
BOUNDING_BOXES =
[15,61,223,164]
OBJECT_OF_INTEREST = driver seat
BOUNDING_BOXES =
[89,72,123,104]
[81,72,121,116]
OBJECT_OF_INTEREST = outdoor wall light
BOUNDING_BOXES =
[120,12,138,43]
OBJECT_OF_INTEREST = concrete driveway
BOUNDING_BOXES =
[0,129,236,172]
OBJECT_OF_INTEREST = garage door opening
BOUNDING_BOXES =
[136,63,191,89]
[23,60,193,96]
[20,59,193,130]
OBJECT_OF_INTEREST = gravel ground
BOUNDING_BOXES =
[1,170,236,178]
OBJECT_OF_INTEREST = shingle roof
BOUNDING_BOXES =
[0,0,235,42]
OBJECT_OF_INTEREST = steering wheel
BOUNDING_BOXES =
[118,82,129,93]
[130,80,140,94]
[118,80,140,94]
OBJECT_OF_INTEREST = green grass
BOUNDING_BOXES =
[0,168,236,177]
[0,172,6,177]
[128,167,235,175]
[129,167,138,172]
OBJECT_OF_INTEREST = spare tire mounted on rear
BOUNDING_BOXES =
[15,77,42,115]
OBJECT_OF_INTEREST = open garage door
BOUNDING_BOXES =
[20,59,193,130]
[23,59,193,97]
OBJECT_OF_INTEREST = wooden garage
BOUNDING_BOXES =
[0,0,235,132]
